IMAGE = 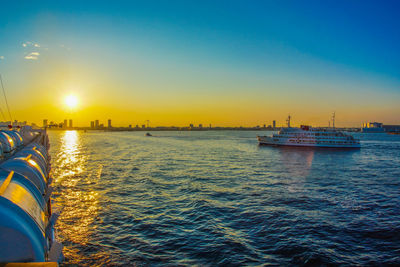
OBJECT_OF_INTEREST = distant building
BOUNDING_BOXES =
[64,119,67,128]
[273,120,276,129]
[129,124,132,128]
[363,122,383,128]
[263,124,266,128]
[362,122,384,133]
[43,119,48,128]
[108,119,112,128]
[69,119,73,128]
[95,120,99,128]
[142,125,145,129]
[90,121,94,128]
[10,120,26,127]
[190,124,193,128]
[383,125,400,133]
[199,124,203,129]
[0,121,11,126]
[99,124,104,128]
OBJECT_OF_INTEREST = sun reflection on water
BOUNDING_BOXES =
[279,147,315,193]
[52,130,100,263]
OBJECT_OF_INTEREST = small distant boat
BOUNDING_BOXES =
[257,115,360,148]
[145,132,152,136]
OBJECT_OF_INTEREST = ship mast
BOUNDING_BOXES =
[286,115,291,128]
[332,112,335,129]
[0,74,12,122]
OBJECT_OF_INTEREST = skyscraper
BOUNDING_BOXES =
[43,119,48,128]
[69,119,73,128]
[95,120,99,128]
[108,119,112,128]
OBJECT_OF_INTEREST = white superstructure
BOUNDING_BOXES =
[257,116,360,148]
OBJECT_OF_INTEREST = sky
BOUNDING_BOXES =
[0,0,399,127]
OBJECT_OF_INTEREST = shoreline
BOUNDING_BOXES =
[46,127,362,132]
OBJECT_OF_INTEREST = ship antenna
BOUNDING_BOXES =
[0,74,12,122]
[0,106,5,122]
[332,112,335,129]
[0,74,7,121]
[286,115,291,127]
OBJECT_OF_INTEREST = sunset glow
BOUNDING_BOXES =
[0,2,399,265]
[64,94,79,110]
[0,1,399,127]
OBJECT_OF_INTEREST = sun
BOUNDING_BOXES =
[64,94,79,109]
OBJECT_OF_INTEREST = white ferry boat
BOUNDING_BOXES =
[257,116,360,148]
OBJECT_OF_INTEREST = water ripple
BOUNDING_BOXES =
[49,131,400,266]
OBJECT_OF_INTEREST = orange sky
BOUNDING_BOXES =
[1,2,400,127]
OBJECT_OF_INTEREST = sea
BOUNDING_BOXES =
[48,130,400,266]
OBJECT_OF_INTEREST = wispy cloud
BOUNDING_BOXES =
[60,44,71,51]
[0,56,4,60]
[22,41,41,48]
[24,52,40,60]
[22,41,42,60]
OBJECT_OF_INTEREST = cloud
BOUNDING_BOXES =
[24,52,40,60]
[0,56,4,60]
[21,41,45,60]
[60,44,71,51]
[22,41,40,48]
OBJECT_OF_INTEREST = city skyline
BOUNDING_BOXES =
[0,1,399,127]
[38,116,384,129]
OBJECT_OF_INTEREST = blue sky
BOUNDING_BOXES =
[0,0,399,126]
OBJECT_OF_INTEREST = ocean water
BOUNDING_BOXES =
[49,130,400,266]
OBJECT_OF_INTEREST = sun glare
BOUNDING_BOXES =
[65,94,79,109]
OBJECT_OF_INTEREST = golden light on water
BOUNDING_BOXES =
[58,130,80,179]
[65,94,79,110]
[280,148,315,193]
[53,130,101,258]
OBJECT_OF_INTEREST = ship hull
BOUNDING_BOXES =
[257,136,361,149]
